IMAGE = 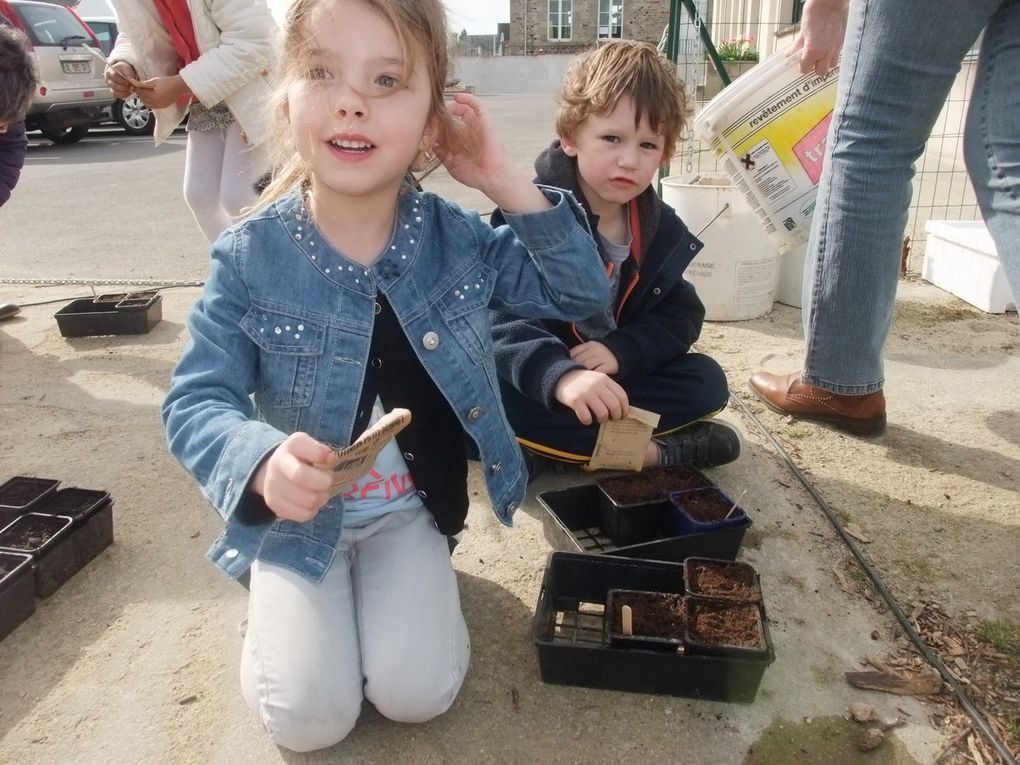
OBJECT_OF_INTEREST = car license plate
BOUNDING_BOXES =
[62,61,91,74]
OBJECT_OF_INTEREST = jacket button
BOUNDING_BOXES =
[374,301,382,315]
[225,549,239,559]
[371,357,382,369]
[653,287,661,295]
[689,243,697,251]
[417,489,428,499]
[491,462,502,474]
[403,451,415,461]
[467,406,483,421]
[423,331,440,350]
[506,502,518,514]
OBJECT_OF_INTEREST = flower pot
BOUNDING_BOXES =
[605,588,685,652]
[0,551,35,641]
[54,292,162,337]
[0,512,76,598]
[33,487,113,570]
[684,596,769,659]
[0,475,60,528]
[533,552,774,702]
[683,557,761,603]
[668,487,747,536]
[537,482,751,562]
[596,465,717,547]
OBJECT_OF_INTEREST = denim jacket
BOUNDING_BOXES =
[162,184,607,581]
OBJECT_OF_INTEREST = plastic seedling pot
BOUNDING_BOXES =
[33,488,113,569]
[605,588,685,652]
[533,552,774,702]
[596,465,717,547]
[0,513,76,598]
[0,476,60,528]
[0,551,36,641]
[54,293,162,337]
[538,483,750,563]
[684,557,761,603]
[668,487,747,537]
[684,596,770,660]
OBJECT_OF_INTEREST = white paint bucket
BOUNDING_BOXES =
[661,173,778,321]
[776,240,809,308]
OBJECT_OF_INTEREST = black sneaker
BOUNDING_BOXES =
[653,418,742,468]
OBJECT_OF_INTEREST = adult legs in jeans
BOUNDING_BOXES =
[183,121,268,243]
[751,0,1016,433]
[240,508,470,753]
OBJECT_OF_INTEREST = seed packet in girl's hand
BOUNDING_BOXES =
[316,408,412,496]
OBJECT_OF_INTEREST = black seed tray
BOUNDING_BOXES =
[0,513,77,598]
[538,483,750,563]
[55,293,162,337]
[0,476,60,528]
[533,552,774,702]
[33,488,113,569]
[0,551,36,641]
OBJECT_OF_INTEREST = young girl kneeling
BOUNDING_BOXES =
[161,0,607,753]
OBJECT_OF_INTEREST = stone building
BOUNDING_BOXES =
[505,0,669,56]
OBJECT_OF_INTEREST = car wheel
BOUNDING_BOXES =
[40,124,90,144]
[114,96,155,136]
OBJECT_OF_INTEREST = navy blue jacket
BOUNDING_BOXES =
[491,140,706,409]
[0,121,27,207]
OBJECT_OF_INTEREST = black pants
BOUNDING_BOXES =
[499,352,730,462]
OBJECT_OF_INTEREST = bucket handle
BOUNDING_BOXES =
[695,203,730,238]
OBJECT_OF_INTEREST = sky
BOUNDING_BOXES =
[445,0,510,35]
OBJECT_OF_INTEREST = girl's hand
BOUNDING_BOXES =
[104,61,139,99]
[788,0,849,76]
[135,75,193,110]
[569,341,620,375]
[252,433,334,523]
[554,369,629,426]
[438,93,549,214]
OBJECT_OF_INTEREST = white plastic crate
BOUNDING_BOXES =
[922,220,1016,313]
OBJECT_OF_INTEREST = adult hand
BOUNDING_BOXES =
[789,0,849,76]
[251,432,334,523]
[569,340,620,375]
[554,369,629,426]
[135,74,192,110]
[104,61,139,99]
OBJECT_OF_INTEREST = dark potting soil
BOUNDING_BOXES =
[0,477,55,508]
[0,552,29,579]
[689,560,759,601]
[688,600,764,649]
[607,590,685,638]
[599,465,713,506]
[0,514,65,552]
[679,491,737,522]
[94,293,128,303]
[38,489,107,520]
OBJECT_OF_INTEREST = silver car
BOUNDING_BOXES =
[1,0,115,143]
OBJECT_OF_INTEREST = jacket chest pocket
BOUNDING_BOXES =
[241,306,326,408]
[435,262,496,362]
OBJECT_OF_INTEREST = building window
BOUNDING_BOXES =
[597,0,623,39]
[548,0,572,41]
[792,0,806,23]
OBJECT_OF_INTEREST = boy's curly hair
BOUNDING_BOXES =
[556,40,691,161]
[0,23,36,122]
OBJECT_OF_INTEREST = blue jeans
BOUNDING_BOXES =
[802,0,1020,394]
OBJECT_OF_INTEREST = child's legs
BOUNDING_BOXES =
[499,353,730,461]
[240,555,363,753]
[353,507,470,723]
[219,123,268,221]
[183,128,233,242]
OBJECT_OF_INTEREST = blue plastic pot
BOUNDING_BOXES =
[667,487,747,537]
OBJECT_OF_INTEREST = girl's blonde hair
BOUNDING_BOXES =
[556,40,691,161]
[256,0,453,210]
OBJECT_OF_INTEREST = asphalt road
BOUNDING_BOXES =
[0,94,560,285]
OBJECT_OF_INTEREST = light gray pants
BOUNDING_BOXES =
[240,508,470,753]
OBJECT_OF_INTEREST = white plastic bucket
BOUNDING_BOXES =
[661,173,777,321]
[692,52,841,308]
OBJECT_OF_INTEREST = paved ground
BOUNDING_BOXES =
[0,96,1017,764]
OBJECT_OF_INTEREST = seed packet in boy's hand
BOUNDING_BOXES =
[316,408,412,496]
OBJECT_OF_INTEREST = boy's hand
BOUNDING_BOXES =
[569,341,620,374]
[251,433,334,523]
[135,74,192,109]
[104,61,139,99]
[554,369,629,426]
[439,93,549,214]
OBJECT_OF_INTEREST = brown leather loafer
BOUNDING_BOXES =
[748,371,887,436]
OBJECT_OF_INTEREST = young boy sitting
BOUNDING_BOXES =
[0,17,35,208]
[491,39,741,475]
